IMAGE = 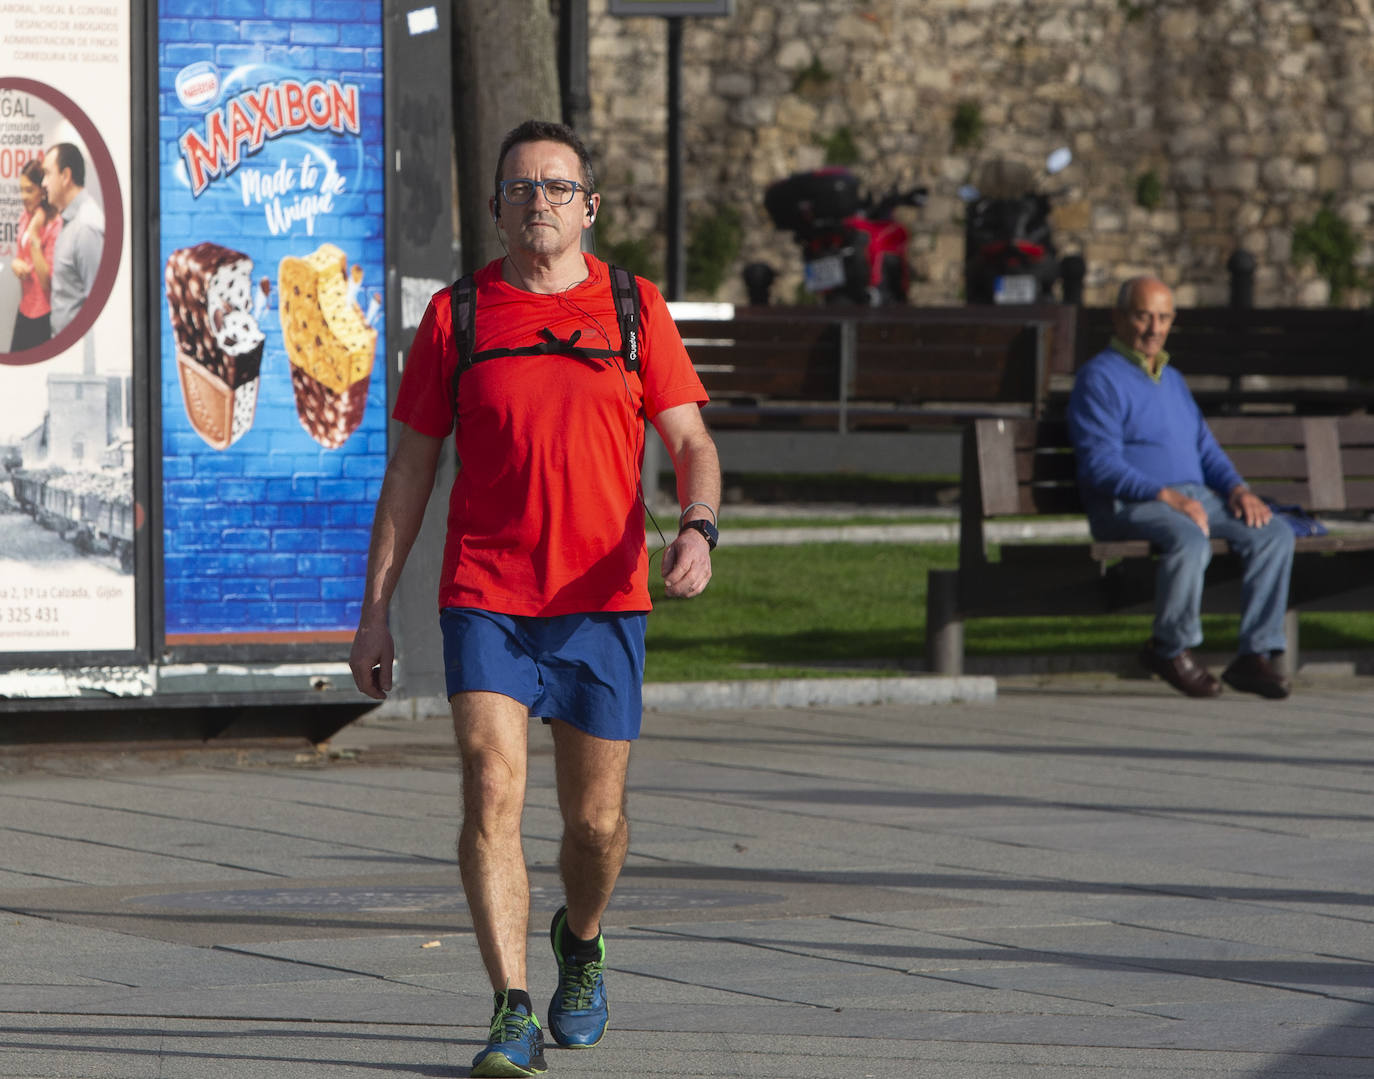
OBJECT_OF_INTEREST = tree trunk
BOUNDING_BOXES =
[452,1,562,273]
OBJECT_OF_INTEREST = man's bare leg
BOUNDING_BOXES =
[453,690,532,991]
[550,720,631,939]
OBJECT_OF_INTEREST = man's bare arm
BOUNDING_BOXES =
[349,424,445,697]
[652,403,721,599]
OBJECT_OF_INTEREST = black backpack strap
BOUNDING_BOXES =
[608,264,640,372]
[448,264,641,420]
[470,328,620,365]
[448,273,477,418]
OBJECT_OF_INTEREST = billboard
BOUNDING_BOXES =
[0,7,135,655]
[158,3,385,648]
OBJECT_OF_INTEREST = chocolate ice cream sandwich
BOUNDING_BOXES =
[165,242,266,450]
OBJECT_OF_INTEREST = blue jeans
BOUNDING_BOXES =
[1086,484,1295,658]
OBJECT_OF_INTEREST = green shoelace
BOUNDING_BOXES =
[557,955,605,1009]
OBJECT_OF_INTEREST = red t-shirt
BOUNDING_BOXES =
[394,255,708,616]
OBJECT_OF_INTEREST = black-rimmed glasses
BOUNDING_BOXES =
[499,178,585,206]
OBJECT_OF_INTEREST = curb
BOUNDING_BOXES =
[722,520,1091,546]
[643,675,996,710]
[367,676,996,722]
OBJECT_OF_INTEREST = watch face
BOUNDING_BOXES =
[683,519,718,549]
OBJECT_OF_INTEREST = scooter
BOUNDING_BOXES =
[960,147,1073,304]
[762,167,928,305]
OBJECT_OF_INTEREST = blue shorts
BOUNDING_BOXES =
[440,607,647,741]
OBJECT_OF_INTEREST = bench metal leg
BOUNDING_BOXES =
[925,569,964,676]
[1279,608,1299,679]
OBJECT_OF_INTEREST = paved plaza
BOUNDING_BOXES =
[2,673,1373,1077]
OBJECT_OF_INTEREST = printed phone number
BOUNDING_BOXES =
[4,606,59,624]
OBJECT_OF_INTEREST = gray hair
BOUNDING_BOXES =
[1115,275,1172,311]
[1115,276,1148,311]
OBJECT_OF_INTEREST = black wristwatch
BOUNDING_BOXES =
[679,518,718,550]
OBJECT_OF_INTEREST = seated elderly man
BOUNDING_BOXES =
[1066,275,1294,699]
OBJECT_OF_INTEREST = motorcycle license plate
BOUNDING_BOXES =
[804,255,847,293]
[994,274,1038,304]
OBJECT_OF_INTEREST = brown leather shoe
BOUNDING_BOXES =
[1139,640,1222,698]
[1222,652,1291,699]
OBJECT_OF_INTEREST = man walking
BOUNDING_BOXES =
[350,120,720,1077]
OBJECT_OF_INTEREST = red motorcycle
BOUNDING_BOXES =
[960,148,1074,304]
[762,167,928,305]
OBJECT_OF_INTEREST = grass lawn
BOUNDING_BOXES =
[644,541,1374,682]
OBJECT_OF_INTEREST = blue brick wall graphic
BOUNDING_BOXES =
[158,2,385,640]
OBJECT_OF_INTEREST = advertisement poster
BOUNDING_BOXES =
[0,5,135,654]
[158,5,385,645]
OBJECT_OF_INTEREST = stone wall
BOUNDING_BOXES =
[582,0,1374,307]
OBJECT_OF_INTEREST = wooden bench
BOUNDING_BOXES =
[1069,307,1374,414]
[925,415,1374,675]
[675,305,1076,433]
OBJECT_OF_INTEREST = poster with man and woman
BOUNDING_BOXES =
[0,6,135,656]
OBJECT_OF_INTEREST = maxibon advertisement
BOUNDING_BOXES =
[158,2,386,647]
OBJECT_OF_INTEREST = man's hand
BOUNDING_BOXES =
[661,528,712,598]
[1158,486,1210,536]
[1228,485,1272,528]
[349,620,395,700]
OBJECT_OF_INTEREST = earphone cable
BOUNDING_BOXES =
[493,214,669,565]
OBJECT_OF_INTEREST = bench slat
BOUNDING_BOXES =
[854,371,1036,403]
[1344,479,1374,504]
[676,319,837,345]
[1240,481,1316,506]
[1226,448,1314,481]
[1345,450,1374,473]
[1207,416,1312,443]
[1337,416,1374,442]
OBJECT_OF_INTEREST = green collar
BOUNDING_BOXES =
[1110,336,1170,382]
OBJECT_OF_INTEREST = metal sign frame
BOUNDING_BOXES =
[608,0,733,15]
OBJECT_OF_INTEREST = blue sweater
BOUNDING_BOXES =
[1066,348,1244,505]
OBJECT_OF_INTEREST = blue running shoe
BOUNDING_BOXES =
[471,991,547,1077]
[547,905,609,1048]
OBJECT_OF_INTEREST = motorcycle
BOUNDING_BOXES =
[761,167,928,305]
[960,147,1073,304]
